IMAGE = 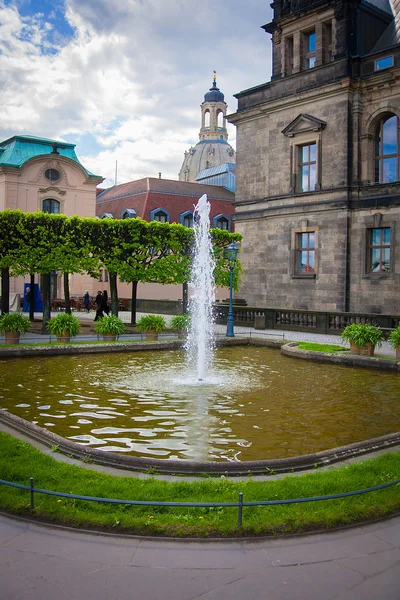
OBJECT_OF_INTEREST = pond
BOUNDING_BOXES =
[1,346,399,462]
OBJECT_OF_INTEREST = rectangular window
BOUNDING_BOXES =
[367,228,391,273]
[104,271,109,282]
[375,56,393,71]
[296,232,316,274]
[304,31,316,69]
[99,270,103,282]
[298,143,317,192]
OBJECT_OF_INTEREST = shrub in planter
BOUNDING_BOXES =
[136,315,166,340]
[94,315,125,341]
[47,313,81,342]
[341,323,384,356]
[170,314,191,338]
[388,326,400,359]
[0,312,30,344]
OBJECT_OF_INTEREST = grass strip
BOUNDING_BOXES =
[297,342,349,353]
[0,432,399,537]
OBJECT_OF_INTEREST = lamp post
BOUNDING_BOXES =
[224,241,239,337]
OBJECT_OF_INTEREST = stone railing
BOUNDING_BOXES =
[213,305,400,335]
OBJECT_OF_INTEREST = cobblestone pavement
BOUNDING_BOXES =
[0,513,399,600]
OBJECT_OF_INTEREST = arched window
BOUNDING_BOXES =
[217,110,224,129]
[180,211,194,228]
[42,198,60,214]
[375,114,399,183]
[204,110,210,128]
[213,214,230,231]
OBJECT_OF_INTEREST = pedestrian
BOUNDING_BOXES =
[102,289,110,315]
[94,290,104,321]
[83,291,91,312]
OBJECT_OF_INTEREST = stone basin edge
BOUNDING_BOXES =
[0,337,399,476]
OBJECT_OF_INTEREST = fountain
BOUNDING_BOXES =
[185,194,215,382]
[1,193,400,471]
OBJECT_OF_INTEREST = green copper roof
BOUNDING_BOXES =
[0,135,100,178]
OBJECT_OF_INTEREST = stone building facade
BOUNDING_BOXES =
[228,0,400,314]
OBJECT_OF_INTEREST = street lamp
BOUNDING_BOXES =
[224,241,239,337]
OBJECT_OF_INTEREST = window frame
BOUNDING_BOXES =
[366,227,392,275]
[291,226,319,279]
[303,29,316,70]
[42,198,60,214]
[212,214,230,231]
[180,210,194,228]
[150,208,170,223]
[297,142,317,192]
[374,114,400,184]
[375,56,393,71]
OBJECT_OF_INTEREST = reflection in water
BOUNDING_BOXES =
[0,347,399,462]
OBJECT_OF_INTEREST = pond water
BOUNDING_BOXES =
[1,346,399,462]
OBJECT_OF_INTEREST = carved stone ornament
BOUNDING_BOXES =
[38,186,66,196]
[273,28,282,45]
[227,147,234,157]
[28,160,75,188]
[207,146,215,155]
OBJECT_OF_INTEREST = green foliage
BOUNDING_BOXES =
[94,315,125,336]
[388,326,400,349]
[0,312,30,334]
[341,323,384,348]
[136,315,167,333]
[47,313,81,337]
[170,314,192,332]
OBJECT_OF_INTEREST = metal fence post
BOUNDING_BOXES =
[238,492,243,527]
[30,477,34,510]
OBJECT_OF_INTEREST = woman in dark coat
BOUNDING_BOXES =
[83,291,91,312]
[94,291,104,321]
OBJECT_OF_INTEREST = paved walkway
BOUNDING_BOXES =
[0,512,399,599]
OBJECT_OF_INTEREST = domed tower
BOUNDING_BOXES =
[179,72,236,182]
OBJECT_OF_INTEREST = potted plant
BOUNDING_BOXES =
[94,314,125,341]
[341,323,384,356]
[388,325,400,359]
[170,314,191,339]
[0,312,31,344]
[136,315,166,341]
[47,313,81,343]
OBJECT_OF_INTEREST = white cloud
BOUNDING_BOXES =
[0,0,272,183]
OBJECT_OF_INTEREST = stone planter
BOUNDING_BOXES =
[56,330,70,343]
[349,341,360,354]
[103,334,117,342]
[4,331,20,345]
[359,343,375,356]
[145,332,158,341]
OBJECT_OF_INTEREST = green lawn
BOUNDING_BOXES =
[0,432,399,538]
[297,342,348,353]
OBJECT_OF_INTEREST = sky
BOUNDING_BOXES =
[0,0,273,187]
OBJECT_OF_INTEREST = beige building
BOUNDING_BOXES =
[228,0,400,314]
[0,135,103,301]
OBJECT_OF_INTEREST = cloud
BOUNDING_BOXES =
[0,0,272,183]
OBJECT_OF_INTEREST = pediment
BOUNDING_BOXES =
[282,114,327,137]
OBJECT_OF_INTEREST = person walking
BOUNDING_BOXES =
[102,289,110,315]
[83,291,91,312]
[94,291,104,321]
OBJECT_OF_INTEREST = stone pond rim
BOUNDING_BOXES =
[0,337,399,476]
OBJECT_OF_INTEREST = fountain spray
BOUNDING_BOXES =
[186,194,216,382]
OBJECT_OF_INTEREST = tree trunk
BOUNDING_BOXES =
[1,267,10,314]
[41,273,51,333]
[110,274,118,317]
[182,282,189,314]
[29,273,35,321]
[64,273,71,314]
[130,280,138,325]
